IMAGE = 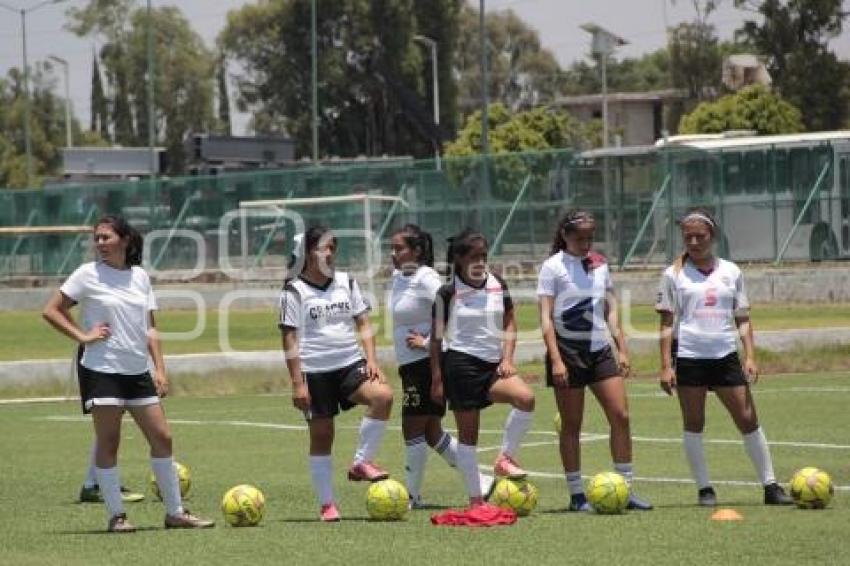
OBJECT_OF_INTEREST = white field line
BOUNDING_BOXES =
[41,416,850,450]
[39,415,850,492]
[6,385,850,407]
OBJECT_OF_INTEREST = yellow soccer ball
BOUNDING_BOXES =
[587,472,629,514]
[149,461,191,500]
[222,484,266,527]
[365,479,409,521]
[491,478,539,517]
[789,467,834,509]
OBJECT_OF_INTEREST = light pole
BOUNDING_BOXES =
[147,0,157,178]
[48,55,72,148]
[0,0,69,188]
[414,34,440,170]
[311,0,318,162]
[580,23,628,148]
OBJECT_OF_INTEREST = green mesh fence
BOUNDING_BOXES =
[1,142,849,279]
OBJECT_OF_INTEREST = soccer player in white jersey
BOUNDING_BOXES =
[430,229,535,508]
[42,216,214,533]
[538,209,652,512]
[280,226,394,522]
[389,224,494,508]
[656,207,792,507]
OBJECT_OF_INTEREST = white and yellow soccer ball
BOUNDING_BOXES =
[148,461,191,500]
[491,478,539,517]
[789,467,834,509]
[222,484,266,527]
[587,472,629,514]
[365,479,409,521]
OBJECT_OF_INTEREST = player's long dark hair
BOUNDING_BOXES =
[674,206,718,273]
[445,228,488,281]
[393,223,434,267]
[95,215,143,268]
[550,209,596,255]
[285,225,337,284]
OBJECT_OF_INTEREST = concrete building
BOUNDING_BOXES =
[553,89,689,146]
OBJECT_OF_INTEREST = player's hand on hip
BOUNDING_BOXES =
[83,322,111,344]
[292,381,310,412]
[405,331,428,350]
[659,367,676,396]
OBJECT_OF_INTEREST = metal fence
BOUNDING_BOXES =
[2,139,849,280]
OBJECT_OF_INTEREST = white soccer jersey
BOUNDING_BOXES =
[435,273,513,364]
[60,261,157,375]
[390,266,442,366]
[536,250,612,352]
[655,258,750,359]
[279,271,369,373]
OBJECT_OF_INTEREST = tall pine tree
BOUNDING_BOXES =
[90,51,110,140]
[217,56,231,135]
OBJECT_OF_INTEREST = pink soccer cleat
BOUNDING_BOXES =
[347,461,389,482]
[494,453,527,479]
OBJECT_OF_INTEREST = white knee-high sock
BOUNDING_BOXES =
[151,457,183,516]
[83,442,98,488]
[94,466,125,517]
[309,455,334,505]
[353,417,387,464]
[614,462,634,487]
[683,431,711,489]
[742,427,776,486]
[456,443,482,499]
[434,432,458,467]
[405,436,429,500]
[501,409,533,458]
[566,471,584,496]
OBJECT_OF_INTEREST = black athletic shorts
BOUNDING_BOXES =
[399,357,446,417]
[78,364,159,414]
[675,352,748,388]
[442,349,498,411]
[304,359,369,419]
[545,341,620,389]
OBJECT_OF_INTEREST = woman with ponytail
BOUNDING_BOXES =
[430,228,535,508]
[42,216,213,532]
[389,224,493,508]
[656,207,792,507]
[538,209,652,512]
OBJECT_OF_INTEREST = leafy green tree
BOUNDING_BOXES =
[217,57,232,136]
[67,0,216,172]
[561,49,673,96]
[220,0,440,159]
[0,65,89,188]
[455,6,562,114]
[446,103,601,157]
[734,0,849,130]
[90,52,110,140]
[678,84,804,134]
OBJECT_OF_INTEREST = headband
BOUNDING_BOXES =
[681,213,715,227]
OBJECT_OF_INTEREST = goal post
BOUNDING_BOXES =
[239,193,409,298]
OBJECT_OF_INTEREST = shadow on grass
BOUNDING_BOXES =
[54,526,161,535]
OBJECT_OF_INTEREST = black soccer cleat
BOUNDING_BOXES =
[764,482,793,505]
[698,486,717,507]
